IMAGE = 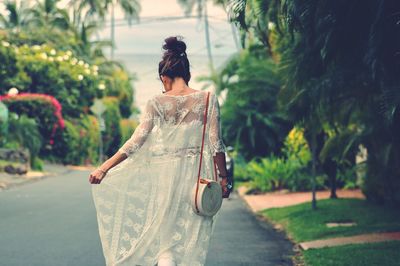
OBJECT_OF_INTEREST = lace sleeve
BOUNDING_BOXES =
[208,92,226,156]
[118,98,159,157]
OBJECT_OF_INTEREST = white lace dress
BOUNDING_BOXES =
[91,90,226,266]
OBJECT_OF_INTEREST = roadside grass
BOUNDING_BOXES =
[302,241,400,266]
[260,198,400,242]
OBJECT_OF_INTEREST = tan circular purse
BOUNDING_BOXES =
[191,92,223,217]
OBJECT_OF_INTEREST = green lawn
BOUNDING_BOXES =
[260,198,400,242]
[303,241,400,266]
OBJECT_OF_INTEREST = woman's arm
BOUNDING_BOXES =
[213,152,228,177]
[89,151,127,184]
[89,98,160,184]
[99,151,127,172]
[208,93,230,197]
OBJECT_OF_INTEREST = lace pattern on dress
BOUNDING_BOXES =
[118,91,226,159]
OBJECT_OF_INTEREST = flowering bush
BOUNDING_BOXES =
[0,41,102,118]
[0,93,65,147]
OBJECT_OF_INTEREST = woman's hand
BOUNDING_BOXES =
[89,168,107,184]
[220,178,230,198]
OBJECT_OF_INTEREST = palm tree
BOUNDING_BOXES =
[28,0,70,30]
[70,0,141,58]
[177,0,215,72]
[0,0,31,32]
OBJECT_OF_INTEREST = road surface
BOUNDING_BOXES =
[0,168,293,266]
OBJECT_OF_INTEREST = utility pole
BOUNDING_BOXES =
[203,0,215,72]
[110,1,115,59]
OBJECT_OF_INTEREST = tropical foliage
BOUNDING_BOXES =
[214,0,400,204]
[0,0,140,164]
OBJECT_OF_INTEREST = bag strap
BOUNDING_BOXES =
[194,91,210,214]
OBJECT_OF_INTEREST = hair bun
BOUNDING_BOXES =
[162,36,187,55]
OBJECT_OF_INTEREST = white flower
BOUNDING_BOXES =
[71,58,78,65]
[48,57,54,62]
[56,56,63,62]
[78,60,84,66]
[66,50,72,56]
[50,49,56,55]
[85,68,91,74]
[2,41,10,47]
[32,45,41,50]
[40,53,47,60]
[78,74,84,80]
[98,84,106,90]
[8,87,18,95]
[92,65,99,71]
[84,63,89,69]
[63,54,69,60]
[268,22,275,30]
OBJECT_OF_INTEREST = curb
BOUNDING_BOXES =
[0,165,73,191]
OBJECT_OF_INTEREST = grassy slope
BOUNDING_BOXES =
[260,198,400,242]
[303,241,400,266]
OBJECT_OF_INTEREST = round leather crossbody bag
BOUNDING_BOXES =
[191,91,223,217]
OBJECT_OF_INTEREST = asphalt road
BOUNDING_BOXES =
[0,169,293,266]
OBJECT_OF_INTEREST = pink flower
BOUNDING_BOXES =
[0,92,67,144]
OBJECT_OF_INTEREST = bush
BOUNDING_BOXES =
[246,127,326,192]
[0,41,102,118]
[6,112,43,169]
[104,68,135,118]
[0,41,18,89]
[0,93,65,153]
[102,96,122,158]
[51,115,100,165]
[120,118,138,144]
[230,151,251,182]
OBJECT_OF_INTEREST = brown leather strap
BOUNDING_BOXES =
[195,91,210,213]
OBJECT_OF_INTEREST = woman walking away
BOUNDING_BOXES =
[89,35,231,266]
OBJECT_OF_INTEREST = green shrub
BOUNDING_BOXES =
[246,127,326,192]
[120,118,138,143]
[31,156,44,171]
[102,96,122,158]
[0,41,18,90]
[51,115,100,165]
[104,68,135,118]
[1,93,65,155]
[80,115,100,164]
[247,156,293,191]
[51,119,80,164]
[230,151,251,182]
[6,112,43,168]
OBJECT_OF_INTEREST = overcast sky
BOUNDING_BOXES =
[0,1,239,56]
[97,0,239,56]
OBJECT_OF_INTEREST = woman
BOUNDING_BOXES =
[89,35,231,266]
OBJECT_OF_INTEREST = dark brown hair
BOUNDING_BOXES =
[158,36,191,85]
